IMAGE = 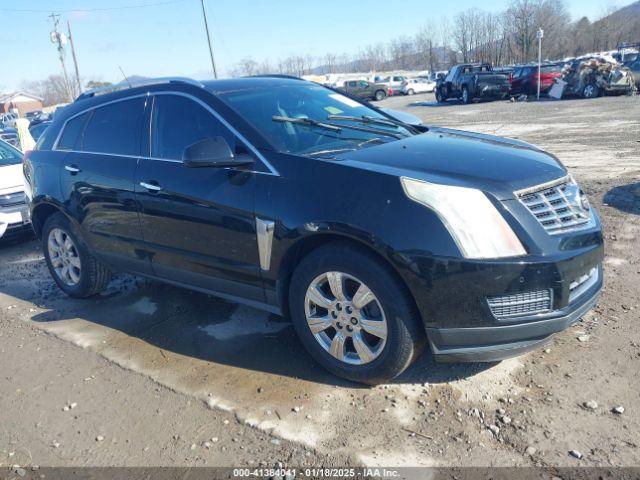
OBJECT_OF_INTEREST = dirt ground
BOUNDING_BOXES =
[1,93,639,471]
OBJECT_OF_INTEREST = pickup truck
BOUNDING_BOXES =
[435,63,510,104]
[340,80,388,101]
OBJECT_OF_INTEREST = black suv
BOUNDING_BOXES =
[436,63,511,103]
[25,77,603,384]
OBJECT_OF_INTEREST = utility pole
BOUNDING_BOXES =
[67,21,83,95]
[48,13,74,102]
[536,28,544,101]
[199,0,218,78]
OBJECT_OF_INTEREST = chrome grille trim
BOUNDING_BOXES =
[515,176,594,234]
[569,267,599,303]
[487,289,553,319]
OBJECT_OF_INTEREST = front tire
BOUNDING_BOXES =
[582,83,600,99]
[462,86,473,104]
[406,89,415,95]
[289,243,425,384]
[42,213,111,298]
[435,89,447,103]
[374,90,386,101]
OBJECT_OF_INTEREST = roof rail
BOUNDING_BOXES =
[247,74,304,81]
[74,77,205,102]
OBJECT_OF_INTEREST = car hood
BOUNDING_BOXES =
[0,164,25,194]
[338,128,567,200]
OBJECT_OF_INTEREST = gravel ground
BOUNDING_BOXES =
[1,93,639,470]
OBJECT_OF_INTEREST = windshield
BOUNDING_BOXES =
[218,83,413,157]
[0,140,23,166]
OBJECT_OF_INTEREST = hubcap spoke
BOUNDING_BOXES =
[360,318,388,340]
[326,272,346,301]
[48,228,81,287]
[352,283,374,310]
[329,332,346,361]
[306,285,333,309]
[307,315,332,334]
[304,270,388,366]
[352,331,374,363]
[54,229,64,249]
[69,256,81,268]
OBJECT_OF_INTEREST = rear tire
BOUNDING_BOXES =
[406,89,415,95]
[374,90,386,101]
[42,213,111,298]
[289,243,425,384]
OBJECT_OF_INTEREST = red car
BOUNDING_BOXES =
[510,64,562,96]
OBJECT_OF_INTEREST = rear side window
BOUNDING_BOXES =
[57,112,90,151]
[151,95,236,161]
[82,98,145,156]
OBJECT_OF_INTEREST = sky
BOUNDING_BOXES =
[0,0,634,91]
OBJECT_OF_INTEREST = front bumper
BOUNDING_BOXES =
[0,203,31,239]
[400,228,604,362]
[427,284,600,362]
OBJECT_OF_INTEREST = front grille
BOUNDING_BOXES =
[0,191,26,208]
[516,176,593,234]
[487,289,552,319]
[569,267,599,303]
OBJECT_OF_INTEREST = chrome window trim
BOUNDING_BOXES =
[52,90,280,177]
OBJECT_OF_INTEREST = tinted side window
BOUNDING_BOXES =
[57,112,90,150]
[82,98,145,156]
[151,95,235,161]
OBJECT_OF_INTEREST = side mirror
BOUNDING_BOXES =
[182,136,254,168]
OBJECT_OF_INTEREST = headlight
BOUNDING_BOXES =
[400,177,526,259]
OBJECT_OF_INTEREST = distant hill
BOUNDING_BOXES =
[591,0,640,46]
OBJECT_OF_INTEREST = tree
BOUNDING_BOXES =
[21,75,75,106]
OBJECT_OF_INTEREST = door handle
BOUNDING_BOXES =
[140,181,162,192]
[64,165,81,174]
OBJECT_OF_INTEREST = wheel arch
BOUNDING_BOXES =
[274,231,421,324]
[31,200,73,238]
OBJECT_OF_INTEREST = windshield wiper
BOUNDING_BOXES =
[328,114,419,133]
[272,115,342,132]
[272,115,404,139]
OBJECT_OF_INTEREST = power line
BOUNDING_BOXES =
[0,0,185,14]
[200,0,218,79]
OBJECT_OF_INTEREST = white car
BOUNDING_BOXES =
[0,140,30,240]
[378,75,407,95]
[0,112,18,128]
[402,78,436,95]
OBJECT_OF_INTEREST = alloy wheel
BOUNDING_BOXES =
[48,228,82,286]
[304,271,387,365]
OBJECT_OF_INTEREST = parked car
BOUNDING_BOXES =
[25,110,42,121]
[29,121,51,142]
[341,79,387,101]
[623,58,640,88]
[29,112,53,126]
[0,122,19,148]
[510,64,563,96]
[0,112,18,128]
[435,63,511,104]
[379,75,407,96]
[26,77,603,384]
[0,139,30,241]
[402,78,436,95]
